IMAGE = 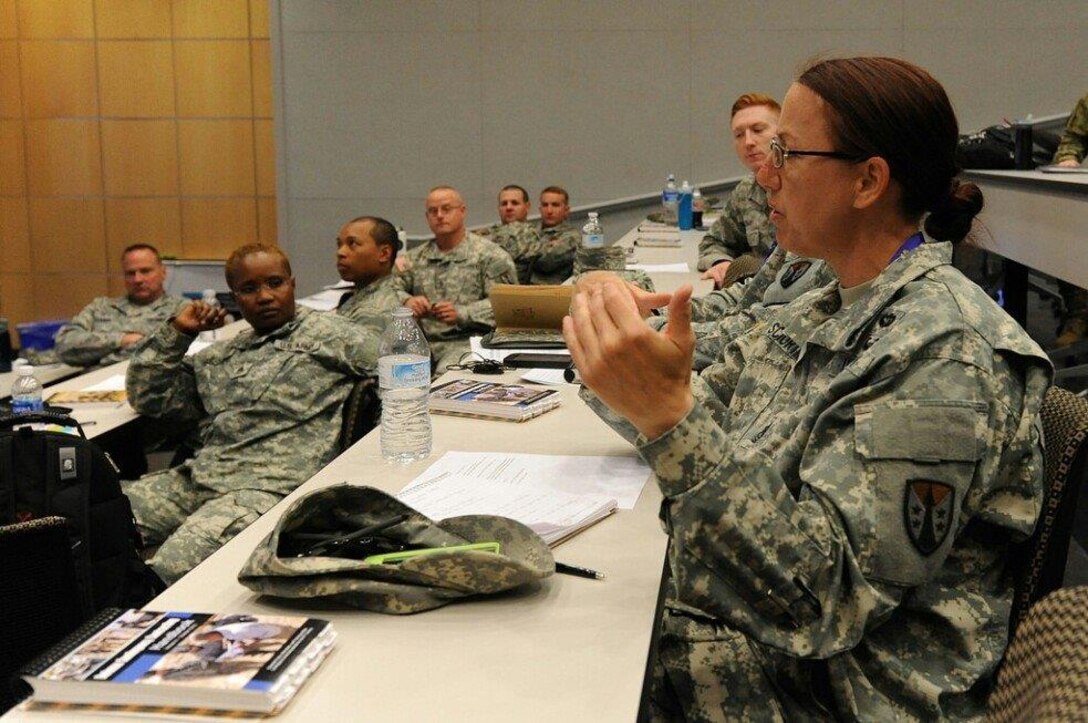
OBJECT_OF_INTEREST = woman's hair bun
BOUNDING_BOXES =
[924,179,983,243]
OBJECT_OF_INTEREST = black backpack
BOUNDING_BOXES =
[956,124,1061,169]
[0,411,165,614]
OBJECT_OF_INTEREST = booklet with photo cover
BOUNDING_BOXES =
[429,379,561,421]
[21,608,335,716]
[481,284,571,348]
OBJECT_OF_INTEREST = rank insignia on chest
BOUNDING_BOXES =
[904,480,954,555]
[779,260,812,289]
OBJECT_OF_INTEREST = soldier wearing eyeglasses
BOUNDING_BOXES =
[394,185,517,372]
[125,244,380,584]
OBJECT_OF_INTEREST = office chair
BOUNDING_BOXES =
[339,376,382,452]
[986,585,1088,722]
[718,252,763,289]
[1007,386,1088,635]
[0,516,89,714]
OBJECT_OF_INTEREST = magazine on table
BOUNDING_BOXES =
[21,608,335,716]
[429,379,561,421]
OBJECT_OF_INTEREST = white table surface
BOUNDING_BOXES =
[964,169,1088,288]
[7,370,669,722]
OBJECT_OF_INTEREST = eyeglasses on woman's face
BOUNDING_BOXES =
[768,137,864,169]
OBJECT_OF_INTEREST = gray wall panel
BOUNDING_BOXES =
[272,0,1087,295]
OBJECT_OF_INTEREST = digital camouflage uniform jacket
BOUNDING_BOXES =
[592,242,1051,719]
[531,222,580,285]
[696,174,776,271]
[126,306,378,496]
[392,232,517,341]
[335,273,401,335]
[54,294,188,367]
[1054,92,1088,164]
[479,221,540,285]
[650,247,836,370]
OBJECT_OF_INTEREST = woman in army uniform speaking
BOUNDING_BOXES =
[565,57,1051,720]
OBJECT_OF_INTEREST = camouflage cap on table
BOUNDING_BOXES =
[239,485,554,614]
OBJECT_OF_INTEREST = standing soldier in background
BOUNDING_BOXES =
[697,93,781,288]
[477,184,540,284]
[1052,91,1088,347]
[531,186,580,285]
[55,244,187,367]
[395,186,517,372]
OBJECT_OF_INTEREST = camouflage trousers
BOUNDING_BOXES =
[651,609,825,722]
[125,468,281,585]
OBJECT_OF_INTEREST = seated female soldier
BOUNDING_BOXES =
[565,57,1051,720]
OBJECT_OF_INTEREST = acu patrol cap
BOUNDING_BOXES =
[239,485,554,614]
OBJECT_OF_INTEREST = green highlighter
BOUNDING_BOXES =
[363,541,502,565]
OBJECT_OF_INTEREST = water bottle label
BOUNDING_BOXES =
[12,399,43,414]
[583,233,605,249]
[380,357,430,388]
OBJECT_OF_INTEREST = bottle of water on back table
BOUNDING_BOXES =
[378,307,432,463]
[10,364,43,414]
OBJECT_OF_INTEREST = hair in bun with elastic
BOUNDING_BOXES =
[924,179,984,243]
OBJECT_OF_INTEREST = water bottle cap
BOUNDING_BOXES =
[391,306,414,318]
[16,365,34,376]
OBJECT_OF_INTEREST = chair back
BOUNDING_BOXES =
[0,516,89,714]
[987,585,1088,722]
[339,376,382,452]
[1008,386,1088,633]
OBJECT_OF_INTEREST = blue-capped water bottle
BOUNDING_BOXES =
[378,307,432,463]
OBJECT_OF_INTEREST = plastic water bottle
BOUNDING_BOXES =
[198,289,219,342]
[678,180,693,230]
[661,174,679,224]
[378,307,432,463]
[581,212,605,248]
[10,365,43,414]
[692,187,705,228]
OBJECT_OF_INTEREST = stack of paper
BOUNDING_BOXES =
[398,451,651,546]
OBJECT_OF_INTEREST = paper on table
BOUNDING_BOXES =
[81,374,127,392]
[469,336,571,363]
[520,368,571,385]
[184,338,213,356]
[398,473,615,546]
[406,450,650,510]
[297,289,347,311]
[626,262,691,273]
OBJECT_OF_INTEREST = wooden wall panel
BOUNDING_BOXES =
[25,119,102,196]
[28,198,107,274]
[105,198,183,271]
[98,41,175,117]
[175,40,252,117]
[173,0,248,39]
[17,0,94,39]
[182,198,257,258]
[0,41,20,117]
[0,1,275,328]
[101,120,179,196]
[94,0,173,39]
[34,273,109,318]
[0,197,30,272]
[20,41,98,117]
[178,120,255,196]
[0,119,25,195]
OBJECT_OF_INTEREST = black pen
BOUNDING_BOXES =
[555,561,605,580]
